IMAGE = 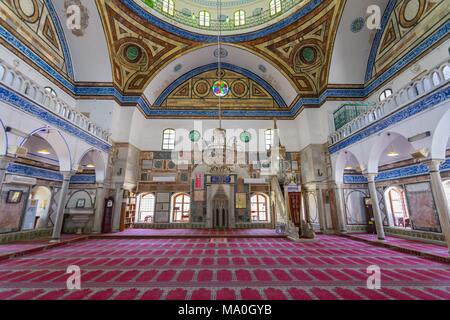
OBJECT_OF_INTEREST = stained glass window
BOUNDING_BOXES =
[212,80,229,97]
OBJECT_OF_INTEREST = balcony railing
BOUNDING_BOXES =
[328,60,450,146]
[0,59,111,143]
[143,0,306,32]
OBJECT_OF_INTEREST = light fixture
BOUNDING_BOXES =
[386,133,399,157]
[37,149,51,155]
[344,165,353,170]
[85,163,95,168]
[387,150,400,157]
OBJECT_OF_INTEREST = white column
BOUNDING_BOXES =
[366,173,385,240]
[50,171,73,242]
[112,183,124,232]
[316,184,326,232]
[334,184,347,233]
[92,183,106,233]
[425,160,450,253]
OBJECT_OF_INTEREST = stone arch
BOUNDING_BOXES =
[75,148,108,183]
[431,107,450,160]
[19,127,72,171]
[333,150,364,184]
[367,132,414,174]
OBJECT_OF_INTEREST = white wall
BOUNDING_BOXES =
[127,112,302,152]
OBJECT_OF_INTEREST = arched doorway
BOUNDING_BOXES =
[385,186,410,228]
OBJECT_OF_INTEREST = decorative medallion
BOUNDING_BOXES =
[189,130,201,142]
[212,80,229,97]
[193,80,210,97]
[399,0,425,29]
[214,48,228,58]
[301,47,316,63]
[125,44,142,62]
[174,64,182,72]
[351,17,365,33]
[14,0,39,23]
[231,80,248,98]
[167,161,176,170]
[240,131,252,143]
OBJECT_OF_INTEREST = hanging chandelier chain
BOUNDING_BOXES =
[217,0,222,128]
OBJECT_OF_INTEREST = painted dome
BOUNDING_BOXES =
[136,0,310,34]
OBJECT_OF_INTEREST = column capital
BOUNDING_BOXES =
[0,155,14,169]
[423,159,444,172]
[96,182,105,188]
[60,171,75,180]
[363,172,378,182]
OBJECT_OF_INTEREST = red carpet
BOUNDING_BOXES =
[96,228,283,238]
[0,235,449,300]
[347,233,449,262]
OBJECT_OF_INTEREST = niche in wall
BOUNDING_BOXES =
[66,190,94,209]
[344,189,369,225]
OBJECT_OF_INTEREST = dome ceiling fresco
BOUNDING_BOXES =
[96,0,344,112]
[0,0,448,119]
[136,0,311,34]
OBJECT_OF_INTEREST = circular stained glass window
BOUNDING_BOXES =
[212,80,229,97]
[240,131,252,143]
[189,130,201,142]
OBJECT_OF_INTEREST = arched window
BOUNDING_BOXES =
[443,65,450,81]
[265,129,273,150]
[44,86,57,98]
[234,10,245,26]
[270,0,282,16]
[162,0,174,15]
[199,11,210,27]
[386,187,410,228]
[172,193,191,222]
[379,88,393,102]
[139,193,155,223]
[251,194,269,222]
[162,129,176,150]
